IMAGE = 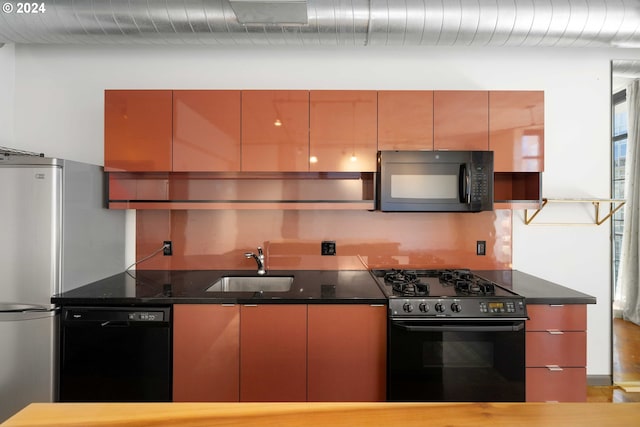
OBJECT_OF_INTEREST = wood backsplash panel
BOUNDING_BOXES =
[135,210,512,270]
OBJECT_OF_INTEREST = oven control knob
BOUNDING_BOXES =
[419,303,429,313]
[435,302,445,313]
[403,303,414,313]
[451,302,462,313]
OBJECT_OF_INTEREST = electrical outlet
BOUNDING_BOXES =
[163,241,173,256]
[321,241,336,256]
[476,240,486,256]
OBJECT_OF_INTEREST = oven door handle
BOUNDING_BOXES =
[394,322,525,332]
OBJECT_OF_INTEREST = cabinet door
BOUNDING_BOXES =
[526,331,587,367]
[309,90,377,172]
[240,304,307,402]
[489,91,544,172]
[378,91,434,150]
[173,90,241,172]
[242,90,309,172]
[526,304,586,331]
[433,91,489,150]
[307,304,387,401]
[526,367,587,402]
[173,304,240,402]
[105,90,173,172]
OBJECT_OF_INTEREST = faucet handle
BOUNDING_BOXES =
[257,246,264,258]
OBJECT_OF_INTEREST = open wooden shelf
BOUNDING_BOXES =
[107,172,375,210]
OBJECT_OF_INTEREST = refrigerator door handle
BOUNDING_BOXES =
[0,303,53,312]
[0,303,58,321]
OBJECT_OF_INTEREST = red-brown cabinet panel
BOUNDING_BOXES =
[240,304,307,402]
[242,90,309,172]
[526,331,587,367]
[433,91,489,150]
[309,90,377,172]
[526,305,586,331]
[526,367,587,402]
[489,91,544,172]
[105,90,173,172]
[173,90,241,172]
[307,305,386,402]
[173,304,240,402]
[378,91,434,150]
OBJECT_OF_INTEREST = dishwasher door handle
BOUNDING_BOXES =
[100,320,130,327]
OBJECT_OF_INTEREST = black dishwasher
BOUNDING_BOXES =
[58,306,172,402]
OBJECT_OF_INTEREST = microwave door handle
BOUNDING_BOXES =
[459,164,470,203]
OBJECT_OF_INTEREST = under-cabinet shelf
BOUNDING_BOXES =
[107,172,375,210]
[524,198,626,226]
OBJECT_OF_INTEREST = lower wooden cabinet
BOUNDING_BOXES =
[240,304,307,402]
[525,304,587,402]
[173,304,240,401]
[173,303,387,402]
[307,304,387,401]
[526,367,587,402]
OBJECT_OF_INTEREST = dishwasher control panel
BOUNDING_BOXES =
[128,311,165,321]
[64,307,170,323]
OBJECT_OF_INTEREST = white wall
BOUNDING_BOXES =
[8,43,639,379]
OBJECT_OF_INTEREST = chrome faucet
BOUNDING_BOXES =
[245,246,266,275]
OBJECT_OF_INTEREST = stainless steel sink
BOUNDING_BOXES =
[205,275,294,292]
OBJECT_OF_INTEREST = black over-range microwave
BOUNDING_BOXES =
[376,150,494,212]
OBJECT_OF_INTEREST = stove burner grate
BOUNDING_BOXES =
[384,269,429,296]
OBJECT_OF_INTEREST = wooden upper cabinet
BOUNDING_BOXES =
[104,90,173,172]
[433,91,489,150]
[173,90,241,172]
[309,90,377,172]
[489,91,544,172]
[378,91,434,150]
[173,304,240,402]
[242,90,309,172]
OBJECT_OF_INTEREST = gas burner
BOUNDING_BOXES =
[454,279,496,296]
[384,270,429,296]
[439,269,473,284]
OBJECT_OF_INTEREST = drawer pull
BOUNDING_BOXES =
[221,304,236,307]
[546,329,564,335]
[545,365,564,372]
[549,304,565,307]
[370,304,386,307]
[243,304,258,307]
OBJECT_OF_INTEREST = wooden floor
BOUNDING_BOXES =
[587,318,640,402]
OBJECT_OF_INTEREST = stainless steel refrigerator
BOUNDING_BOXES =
[0,154,126,422]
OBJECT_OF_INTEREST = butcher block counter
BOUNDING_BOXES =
[2,402,639,427]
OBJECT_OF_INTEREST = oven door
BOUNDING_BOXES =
[387,319,525,402]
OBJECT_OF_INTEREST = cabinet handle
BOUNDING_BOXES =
[221,304,236,307]
[370,304,385,307]
[546,329,564,335]
[545,365,564,372]
[243,304,258,307]
[549,304,565,307]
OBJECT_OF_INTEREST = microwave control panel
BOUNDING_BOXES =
[470,165,491,202]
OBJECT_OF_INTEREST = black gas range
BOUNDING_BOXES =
[370,268,527,320]
[371,268,527,402]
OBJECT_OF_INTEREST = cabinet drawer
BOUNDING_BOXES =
[526,304,586,331]
[526,367,586,402]
[526,331,586,367]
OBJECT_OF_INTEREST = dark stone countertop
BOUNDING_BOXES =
[52,269,596,307]
[475,270,597,305]
[51,270,388,306]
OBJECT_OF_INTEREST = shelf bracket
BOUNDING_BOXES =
[524,198,626,226]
